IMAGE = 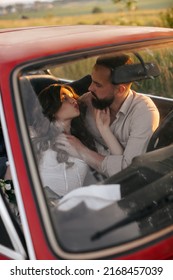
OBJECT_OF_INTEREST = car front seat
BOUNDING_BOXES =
[147,109,173,152]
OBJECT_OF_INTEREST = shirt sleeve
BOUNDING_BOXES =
[101,104,160,177]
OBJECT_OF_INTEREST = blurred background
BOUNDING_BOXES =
[0,0,172,29]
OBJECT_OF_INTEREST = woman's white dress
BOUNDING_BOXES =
[39,148,88,197]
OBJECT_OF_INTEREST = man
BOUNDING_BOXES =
[59,54,160,178]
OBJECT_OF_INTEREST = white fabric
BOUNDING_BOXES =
[57,184,121,211]
[39,148,88,196]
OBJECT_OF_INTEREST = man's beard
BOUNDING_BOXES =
[91,93,114,110]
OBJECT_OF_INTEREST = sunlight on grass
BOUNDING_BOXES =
[0,9,165,29]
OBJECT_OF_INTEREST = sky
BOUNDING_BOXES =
[0,0,53,5]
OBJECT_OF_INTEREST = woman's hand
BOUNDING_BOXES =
[94,108,110,133]
[94,109,123,155]
[56,133,85,159]
[56,133,105,172]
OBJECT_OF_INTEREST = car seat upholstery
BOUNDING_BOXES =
[24,74,59,96]
[67,74,91,95]
[19,76,50,136]
[147,109,173,152]
[25,74,91,96]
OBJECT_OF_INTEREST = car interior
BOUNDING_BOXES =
[22,72,173,151]
[2,68,173,194]
[17,69,173,196]
[2,48,173,256]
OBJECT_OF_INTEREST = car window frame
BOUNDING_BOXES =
[11,41,173,259]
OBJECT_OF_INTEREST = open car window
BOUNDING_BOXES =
[17,44,173,258]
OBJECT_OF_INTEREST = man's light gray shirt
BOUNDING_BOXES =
[81,90,160,177]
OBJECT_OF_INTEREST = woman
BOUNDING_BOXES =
[33,84,96,197]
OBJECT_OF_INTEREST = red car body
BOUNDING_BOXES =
[1,25,173,260]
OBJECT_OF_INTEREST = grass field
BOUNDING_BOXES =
[0,0,172,28]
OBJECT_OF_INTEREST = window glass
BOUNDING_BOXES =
[131,48,173,98]
[19,44,173,255]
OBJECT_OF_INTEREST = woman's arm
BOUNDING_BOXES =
[56,134,104,173]
[94,108,123,155]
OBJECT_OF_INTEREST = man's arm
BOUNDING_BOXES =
[101,105,160,177]
[67,135,105,174]
[56,133,105,174]
[77,143,105,174]
[57,99,160,178]
[95,108,123,155]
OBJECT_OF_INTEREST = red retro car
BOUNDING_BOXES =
[1,25,173,260]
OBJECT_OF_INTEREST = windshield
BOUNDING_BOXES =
[17,43,173,257]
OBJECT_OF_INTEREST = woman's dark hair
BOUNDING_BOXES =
[33,83,96,165]
[38,84,62,122]
[71,101,96,151]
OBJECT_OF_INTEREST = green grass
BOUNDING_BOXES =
[0,0,172,19]
[0,10,165,29]
[0,0,172,28]
[137,0,172,10]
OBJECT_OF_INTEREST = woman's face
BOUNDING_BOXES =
[54,94,80,121]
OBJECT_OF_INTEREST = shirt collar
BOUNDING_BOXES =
[118,89,134,116]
